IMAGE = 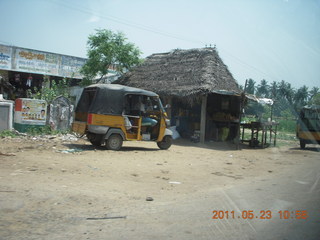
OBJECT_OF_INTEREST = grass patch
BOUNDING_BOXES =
[26,125,71,136]
[26,125,52,136]
[277,132,296,141]
[0,130,19,138]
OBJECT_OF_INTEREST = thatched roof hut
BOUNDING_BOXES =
[116,47,241,97]
[116,47,242,144]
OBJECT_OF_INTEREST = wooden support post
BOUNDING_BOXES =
[236,79,248,150]
[200,95,207,143]
[166,96,172,119]
[274,124,277,146]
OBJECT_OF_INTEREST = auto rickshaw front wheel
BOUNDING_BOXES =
[106,134,123,151]
[300,139,306,149]
[157,135,172,150]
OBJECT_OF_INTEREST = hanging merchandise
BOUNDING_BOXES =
[26,75,32,87]
[15,74,20,82]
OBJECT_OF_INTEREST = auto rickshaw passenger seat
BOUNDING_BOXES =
[142,117,157,127]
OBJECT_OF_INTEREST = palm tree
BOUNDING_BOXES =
[285,82,294,104]
[278,80,287,98]
[276,80,294,103]
[246,78,255,94]
[269,81,278,99]
[310,93,320,105]
[270,80,296,117]
[309,87,319,100]
[256,79,269,97]
[294,85,309,108]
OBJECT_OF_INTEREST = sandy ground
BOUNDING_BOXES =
[0,135,319,239]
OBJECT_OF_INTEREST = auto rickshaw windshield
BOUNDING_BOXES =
[147,96,166,113]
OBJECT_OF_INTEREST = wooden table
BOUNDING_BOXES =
[240,121,279,148]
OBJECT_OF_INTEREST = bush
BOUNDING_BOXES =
[277,119,296,133]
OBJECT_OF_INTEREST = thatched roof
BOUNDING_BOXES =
[116,48,241,97]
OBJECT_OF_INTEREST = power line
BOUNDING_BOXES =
[49,0,282,83]
[51,0,204,45]
[218,48,281,82]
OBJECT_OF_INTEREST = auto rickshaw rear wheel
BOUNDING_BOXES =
[106,134,123,151]
[157,135,172,150]
[87,133,103,146]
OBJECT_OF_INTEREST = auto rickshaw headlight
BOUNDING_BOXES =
[165,119,171,128]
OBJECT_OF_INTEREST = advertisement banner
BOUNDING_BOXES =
[14,98,47,125]
[0,45,12,70]
[0,44,86,79]
[60,55,86,78]
[14,48,60,76]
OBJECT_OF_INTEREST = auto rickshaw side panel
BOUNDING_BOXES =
[72,121,87,135]
[297,130,320,142]
[88,113,142,141]
[296,105,320,147]
[88,113,123,127]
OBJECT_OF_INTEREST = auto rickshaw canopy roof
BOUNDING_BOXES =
[301,105,320,111]
[76,84,159,115]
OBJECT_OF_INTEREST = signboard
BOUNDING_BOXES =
[60,55,86,78]
[14,48,60,76]
[0,44,86,79]
[0,45,12,70]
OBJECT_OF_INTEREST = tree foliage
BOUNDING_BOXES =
[256,79,268,97]
[242,78,320,118]
[31,76,70,103]
[246,78,256,94]
[310,93,320,105]
[309,87,319,101]
[80,29,142,85]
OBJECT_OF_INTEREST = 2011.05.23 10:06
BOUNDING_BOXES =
[212,210,309,220]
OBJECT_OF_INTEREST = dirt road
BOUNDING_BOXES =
[0,135,319,239]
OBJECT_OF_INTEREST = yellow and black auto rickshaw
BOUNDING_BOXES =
[296,105,320,149]
[72,84,173,150]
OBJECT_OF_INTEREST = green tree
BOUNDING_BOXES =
[266,80,295,117]
[309,87,319,100]
[277,80,293,101]
[294,85,309,109]
[246,78,255,94]
[32,76,70,103]
[285,82,294,104]
[80,29,142,85]
[269,81,278,99]
[256,79,269,97]
[310,93,320,105]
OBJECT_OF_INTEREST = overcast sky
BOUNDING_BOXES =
[1,0,319,89]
